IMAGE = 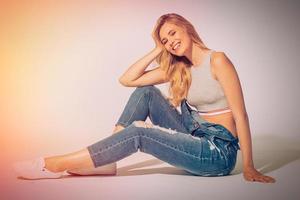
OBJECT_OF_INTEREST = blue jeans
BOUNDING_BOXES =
[87,86,240,176]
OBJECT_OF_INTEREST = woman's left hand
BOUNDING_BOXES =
[243,167,276,183]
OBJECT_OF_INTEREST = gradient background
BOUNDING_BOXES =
[1,0,300,199]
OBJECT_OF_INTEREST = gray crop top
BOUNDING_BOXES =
[186,50,229,112]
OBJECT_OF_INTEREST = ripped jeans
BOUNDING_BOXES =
[87,86,240,176]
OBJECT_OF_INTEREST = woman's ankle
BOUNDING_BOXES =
[44,156,66,173]
[113,125,125,134]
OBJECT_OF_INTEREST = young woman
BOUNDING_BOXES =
[14,13,275,183]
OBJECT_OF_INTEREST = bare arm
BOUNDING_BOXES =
[119,47,168,87]
[212,52,275,183]
[119,21,169,87]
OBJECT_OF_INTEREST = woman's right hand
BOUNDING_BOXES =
[151,22,164,51]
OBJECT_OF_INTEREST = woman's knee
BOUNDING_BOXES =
[134,85,160,96]
[132,86,168,105]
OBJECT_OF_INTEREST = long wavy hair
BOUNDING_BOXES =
[153,13,209,107]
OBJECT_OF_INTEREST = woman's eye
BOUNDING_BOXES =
[172,31,176,35]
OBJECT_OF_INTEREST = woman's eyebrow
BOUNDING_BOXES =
[161,29,173,43]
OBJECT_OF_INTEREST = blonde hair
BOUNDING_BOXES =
[153,13,209,107]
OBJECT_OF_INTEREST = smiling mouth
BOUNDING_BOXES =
[172,42,181,51]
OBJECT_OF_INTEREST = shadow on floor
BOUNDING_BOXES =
[117,159,192,176]
[230,134,300,175]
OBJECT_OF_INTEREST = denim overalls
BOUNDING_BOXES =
[87,86,240,176]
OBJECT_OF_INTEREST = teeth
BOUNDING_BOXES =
[173,42,180,50]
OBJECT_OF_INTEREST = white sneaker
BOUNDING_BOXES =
[13,157,64,180]
[67,163,117,176]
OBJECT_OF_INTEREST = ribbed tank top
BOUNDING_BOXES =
[186,50,229,112]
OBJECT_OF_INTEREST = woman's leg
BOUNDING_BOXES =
[110,85,187,144]
[115,85,188,133]
[46,86,189,174]
[17,121,236,179]
[63,124,124,175]
[84,121,234,176]
[45,122,197,174]
[44,148,94,172]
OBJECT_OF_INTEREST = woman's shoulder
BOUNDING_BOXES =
[210,50,231,66]
[209,50,235,80]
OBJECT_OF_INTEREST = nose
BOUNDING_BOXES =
[169,40,175,49]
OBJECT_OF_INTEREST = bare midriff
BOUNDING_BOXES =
[199,108,238,138]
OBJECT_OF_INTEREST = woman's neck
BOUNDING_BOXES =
[184,42,209,66]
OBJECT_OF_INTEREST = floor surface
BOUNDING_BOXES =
[1,134,299,200]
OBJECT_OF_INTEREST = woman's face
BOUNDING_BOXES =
[159,22,192,56]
